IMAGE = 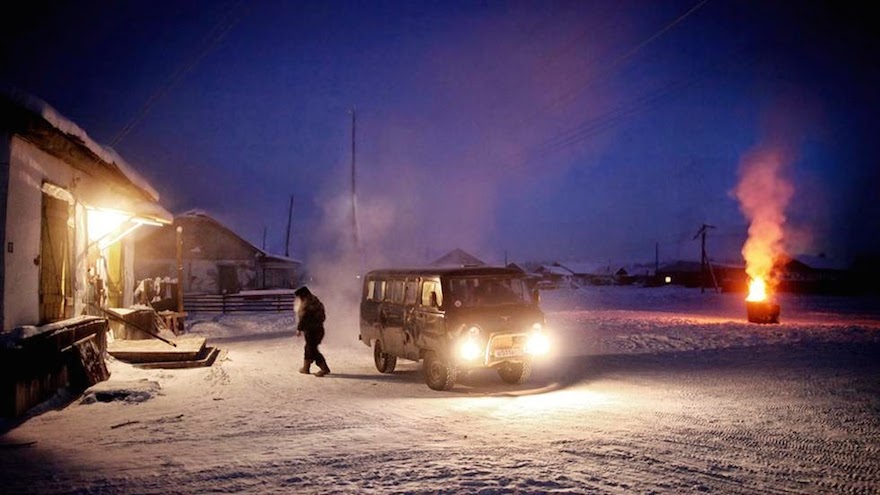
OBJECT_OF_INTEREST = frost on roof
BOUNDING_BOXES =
[1,86,161,201]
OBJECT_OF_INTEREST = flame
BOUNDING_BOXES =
[734,148,793,303]
[746,277,767,302]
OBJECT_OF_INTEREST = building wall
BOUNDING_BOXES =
[3,137,80,329]
[0,133,8,327]
[137,216,257,262]
[137,258,256,295]
[2,137,146,330]
[135,216,262,295]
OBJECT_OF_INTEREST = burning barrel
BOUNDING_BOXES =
[745,277,780,324]
[746,300,780,324]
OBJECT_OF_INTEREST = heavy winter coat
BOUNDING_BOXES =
[294,286,329,367]
[296,294,325,337]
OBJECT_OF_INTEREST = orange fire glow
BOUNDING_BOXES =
[734,148,793,304]
[746,277,767,302]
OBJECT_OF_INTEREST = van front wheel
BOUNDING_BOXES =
[424,352,457,391]
[373,340,397,373]
[498,360,532,384]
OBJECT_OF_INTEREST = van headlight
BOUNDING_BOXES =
[458,326,483,361]
[524,327,551,356]
[459,337,482,361]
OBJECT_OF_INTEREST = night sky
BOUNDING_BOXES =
[2,0,878,268]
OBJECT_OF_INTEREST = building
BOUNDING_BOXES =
[134,210,301,295]
[430,248,486,267]
[557,261,629,286]
[1,88,172,416]
[533,263,575,288]
[1,88,172,329]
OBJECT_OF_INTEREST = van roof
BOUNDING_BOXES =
[364,266,525,278]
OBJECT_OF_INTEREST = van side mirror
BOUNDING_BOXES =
[430,291,440,308]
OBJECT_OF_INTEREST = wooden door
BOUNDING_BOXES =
[218,265,239,294]
[39,193,71,323]
[104,242,123,308]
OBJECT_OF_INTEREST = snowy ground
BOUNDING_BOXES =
[1,286,879,494]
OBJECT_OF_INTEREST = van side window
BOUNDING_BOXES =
[421,280,442,307]
[368,279,385,301]
[404,279,418,305]
[390,280,405,303]
[448,278,470,304]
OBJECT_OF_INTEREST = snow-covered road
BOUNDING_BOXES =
[2,287,879,494]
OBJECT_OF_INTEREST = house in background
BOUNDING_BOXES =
[658,260,741,290]
[134,210,301,295]
[778,255,854,294]
[1,88,172,330]
[557,261,630,286]
[534,263,575,288]
[430,248,486,267]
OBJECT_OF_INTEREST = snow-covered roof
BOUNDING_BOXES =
[1,86,160,201]
[536,265,573,276]
[430,248,485,267]
[177,210,302,264]
[558,261,617,276]
[658,260,704,273]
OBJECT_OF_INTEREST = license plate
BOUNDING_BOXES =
[494,347,523,358]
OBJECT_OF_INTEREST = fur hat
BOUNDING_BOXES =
[294,286,312,298]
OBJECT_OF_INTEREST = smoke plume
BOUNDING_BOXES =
[733,148,794,289]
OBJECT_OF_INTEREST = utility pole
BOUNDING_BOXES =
[175,225,184,332]
[655,241,659,275]
[694,223,719,293]
[350,107,360,252]
[262,226,267,251]
[285,195,294,257]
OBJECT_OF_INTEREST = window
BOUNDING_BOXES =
[447,276,530,306]
[365,279,386,301]
[404,279,419,305]
[389,280,404,303]
[421,280,442,307]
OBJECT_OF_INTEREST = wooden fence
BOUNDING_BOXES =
[183,293,296,313]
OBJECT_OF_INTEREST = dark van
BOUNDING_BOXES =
[359,266,551,390]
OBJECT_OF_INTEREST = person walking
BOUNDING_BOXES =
[294,286,331,377]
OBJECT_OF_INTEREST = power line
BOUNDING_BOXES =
[508,36,761,170]
[481,0,718,172]
[110,0,249,147]
[532,77,696,157]
[541,0,712,113]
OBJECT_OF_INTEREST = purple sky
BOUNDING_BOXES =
[3,0,878,267]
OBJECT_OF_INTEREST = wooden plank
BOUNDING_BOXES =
[135,347,220,370]
[108,336,205,363]
[66,334,110,390]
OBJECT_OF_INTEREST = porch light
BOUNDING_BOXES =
[87,207,131,242]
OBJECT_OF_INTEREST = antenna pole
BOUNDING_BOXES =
[285,195,293,257]
[351,108,359,251]
[694,224,719,293]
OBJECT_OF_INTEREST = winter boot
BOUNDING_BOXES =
[314,358,331,377]
[299,360,313,374]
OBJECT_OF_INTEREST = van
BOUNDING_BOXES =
[359,266,551,390]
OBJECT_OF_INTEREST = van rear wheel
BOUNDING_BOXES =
[373,340,397,373]
[424,351,457,391]
[498,360,532,384]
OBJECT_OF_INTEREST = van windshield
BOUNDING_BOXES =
[446,276,532,307]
